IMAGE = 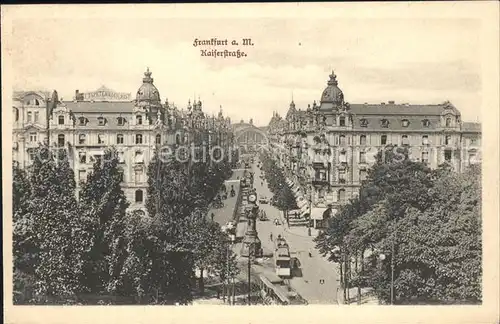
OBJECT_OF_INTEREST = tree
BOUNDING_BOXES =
[78,147,130,293]
[13,162,32,272]
[21,145,93,302]
[274,186,298,225]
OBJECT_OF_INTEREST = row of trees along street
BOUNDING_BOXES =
[314,145,482,305]
[258,152,298,224]
[13,144,240,305]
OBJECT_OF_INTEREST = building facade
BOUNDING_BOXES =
[267,71,482,227]
[12,68,234,214]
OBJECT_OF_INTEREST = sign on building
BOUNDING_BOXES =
[79,86,131,102]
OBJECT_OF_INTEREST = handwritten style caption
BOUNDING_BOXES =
[193,38,254,59]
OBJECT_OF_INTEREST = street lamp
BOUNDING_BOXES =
[378,248,394,305]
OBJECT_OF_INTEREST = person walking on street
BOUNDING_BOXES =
[270,233,273,242]
[308,248,312,258]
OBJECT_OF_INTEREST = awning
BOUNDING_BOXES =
[311,208,328,220]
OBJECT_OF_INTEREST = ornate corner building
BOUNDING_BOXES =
[12,68,235,215]
[267,71,481,227]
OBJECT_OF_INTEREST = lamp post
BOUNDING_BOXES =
[379,249,394,305]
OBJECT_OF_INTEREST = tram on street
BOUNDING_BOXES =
[274,236,292,278]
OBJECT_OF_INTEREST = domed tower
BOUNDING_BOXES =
[319,70,344,111]
[136,68,162,122]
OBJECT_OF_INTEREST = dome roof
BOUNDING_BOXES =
[320,71,344,106]
[136,68,161,104]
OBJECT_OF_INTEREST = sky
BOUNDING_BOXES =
[6,4,485,126]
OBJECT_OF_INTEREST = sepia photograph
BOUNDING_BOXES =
[2,3,499,324]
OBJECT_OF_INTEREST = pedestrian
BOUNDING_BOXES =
[211,213,215,221]
[270,233,273,241]
[308,248,312,258]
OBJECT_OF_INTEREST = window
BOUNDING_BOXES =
[338,170,346,183]
[135,151,144,164]
[34,112,39,123]
[57,134,65,147]
[422,135,429,145]
[445,150,452,162]
[446,117,452,127]
[35,99,40,106]
[402,119,410,127]
[176,134,181,145]
[402,135,409,146]
[468,153,477,164]
[381,135,387,145]
[135,169,144,182]
[339,151,347,163]
[29,151,36,162]
[359,170,367,181]
[360,135,367,146]
[14,108,19,121]
[79,117,87,126]
[27,112,32,123]
[79,151,87,164]
[136,115,143,125]
[339,135,346,146]
[422,152,429,164]
[98,117,106,126]
[338,189,346,202]
[359,151,366,163]
[445,135,452,146]
[339,117,346,126]
[29,132,37,143]
[156,134,161,144]
[98,134,105,144]
[315,169,327,181]
[117,117,126,126]
[135,190,144,203]
[360,119,368,127]
[79,134,86,144]
[78,169,87,181]
[136,134,143,144]
[422,119,430,127]
[381,119,389,128]
[470,138,477,146]
[118,151,125,164]
[58,115,65,125]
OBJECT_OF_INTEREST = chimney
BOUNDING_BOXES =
[388,100,395,104]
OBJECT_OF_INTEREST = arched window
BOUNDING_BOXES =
[79,134,86,144]
[135,190,143,203]
[176,134,181,145]
[338,189,346,202]
[136,134,143,144]
[156,134,161,144]
[57,134,65,147]
[136,115,143,125]
[117,117,126,126]
[381,119,389,128]
[402,135,409,146]
[339,135,346,146]
[117,134,124,144]
[78,117,87,126]
[402,119,410,127]
[360,135,367,146]
[422,119,430,127]
[58,115,65,125]
[446,117,452,127]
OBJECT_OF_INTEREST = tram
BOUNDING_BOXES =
[274,237,292,278]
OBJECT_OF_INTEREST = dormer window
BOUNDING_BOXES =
[117,117,126,126]
[339,117,346,126]
[360,119,368,127]
[78,117,87,126]
[58,115,65,125]
[446,117,452,127]
[137,115,143,125]
[422,119,431,127]
[98,117,106,126]
[381,119,389,128]
[402,119,410,127]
